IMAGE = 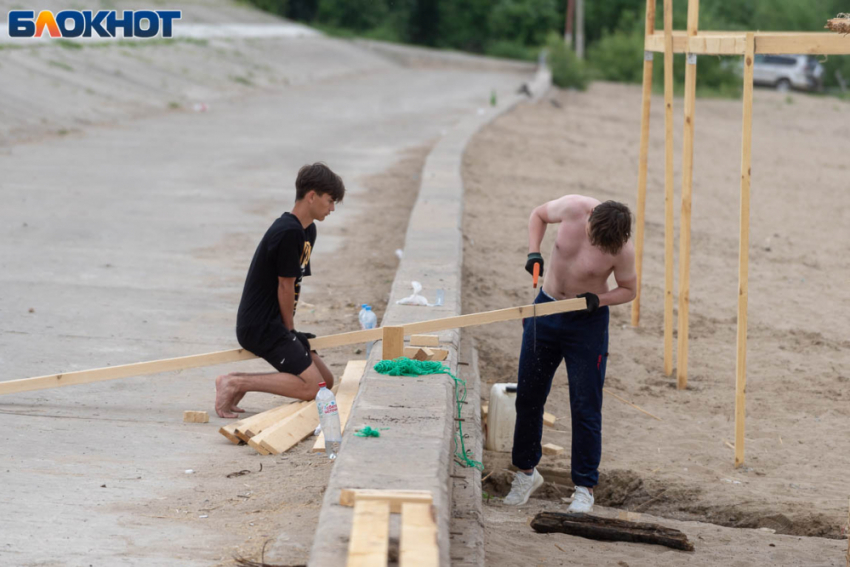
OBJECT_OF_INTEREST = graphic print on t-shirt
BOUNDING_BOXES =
[293,240,312,315]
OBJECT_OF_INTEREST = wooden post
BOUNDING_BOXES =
[575,0,585,59]
[382,326,405,360]
[735,32,755,468]
[662,0,675,375]
[564,0,575,45]
[676,0,699,389]
[630,0,656,328]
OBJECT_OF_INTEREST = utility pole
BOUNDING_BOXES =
[564,0,575,46]
[576,0,585,58]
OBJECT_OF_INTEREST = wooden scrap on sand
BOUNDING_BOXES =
[183,410,208,423]
[531,511,694,551]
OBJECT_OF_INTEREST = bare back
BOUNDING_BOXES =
[529,195,636,303]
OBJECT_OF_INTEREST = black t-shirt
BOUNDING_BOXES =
[236,212,316,351]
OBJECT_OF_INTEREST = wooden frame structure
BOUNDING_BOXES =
[630,0,850,466]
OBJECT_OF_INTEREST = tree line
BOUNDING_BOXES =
[248,0,850,93]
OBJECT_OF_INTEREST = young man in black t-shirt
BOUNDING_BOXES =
[215,163,345,418]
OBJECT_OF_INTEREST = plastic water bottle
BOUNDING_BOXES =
[358,304,378,356]
[316,382,341,459]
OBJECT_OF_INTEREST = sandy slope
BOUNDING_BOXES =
[462,82,850,565]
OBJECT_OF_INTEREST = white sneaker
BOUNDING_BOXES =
[567,486,594,513]
[503,469,544,506]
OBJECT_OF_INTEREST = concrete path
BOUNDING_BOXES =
[0,32,527,565]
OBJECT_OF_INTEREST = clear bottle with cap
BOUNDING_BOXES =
[315,382,342,459]
[358,304,378,356]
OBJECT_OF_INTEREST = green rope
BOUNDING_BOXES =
[354,426,381,438]
[374,357,483,470]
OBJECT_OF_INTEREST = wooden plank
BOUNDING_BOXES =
[410,334,439,347]
[347,499,390,567]
[219,423,243,445]
[245,400,319,455]
[339,489,433,514]
[403,347,448,362]
[400,502,438,567]
[531,512,694,551]
[0,348,257,396]
[2,299,585,396]
[237,401,308,440]
[400,297,585,335]
[183,410,208,423]
[677,0,700,389]
[542,443,564,456]
[662,0,675,377]
[404,347,425,359]
[631,0,656,328]
[543,412,557,427]
[755,32,850,55]
[382,326,405,360]
[415,347,434,361]
[312,360,368,453]
[247,437,272,455]
[735,33,755,469]
[647,30,850,55]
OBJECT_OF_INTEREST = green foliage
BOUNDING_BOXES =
[240,0,848,92]
[56,39,83,50]
[546,33,589,90]
[316,0,387,32]
[587,28,645,83]
[488,0,559,47]
[485,40,539,62]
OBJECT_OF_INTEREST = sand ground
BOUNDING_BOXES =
[462,82,849,565]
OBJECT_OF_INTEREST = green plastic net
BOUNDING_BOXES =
[373,357,483,470]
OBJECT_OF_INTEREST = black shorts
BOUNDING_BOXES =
[237,321,313,376]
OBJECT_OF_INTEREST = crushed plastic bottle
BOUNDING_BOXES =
[358,304,378,356]
[315,382,341,459]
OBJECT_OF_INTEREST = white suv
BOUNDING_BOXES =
[753,54,824,92]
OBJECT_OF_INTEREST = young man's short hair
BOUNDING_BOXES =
[295,163,345,202]
[588,201,632,256]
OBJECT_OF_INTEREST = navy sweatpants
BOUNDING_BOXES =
[512,289,609,487]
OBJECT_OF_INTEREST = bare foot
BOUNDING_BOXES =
[215,374,242,418]
[231,391,246,413]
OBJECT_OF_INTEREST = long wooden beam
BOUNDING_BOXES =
[630,0,656,328]
[662,0,675,376]
[0,297,586,396]
[646,31,850,55]
[734,33,756,468]
[676,0,700,389]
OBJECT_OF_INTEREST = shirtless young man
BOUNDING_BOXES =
[503,195,636,512]
[214,163,343,418]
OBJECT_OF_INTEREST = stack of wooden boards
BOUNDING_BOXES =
[341,488,437,567]
[219,360,367,455]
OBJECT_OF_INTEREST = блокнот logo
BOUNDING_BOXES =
[8,10,182,38]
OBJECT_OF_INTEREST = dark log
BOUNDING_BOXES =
[531,511,694,552]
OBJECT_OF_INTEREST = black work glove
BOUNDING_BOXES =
[292,330,316,351]
[525,253,544,277]
[577,292,600,313]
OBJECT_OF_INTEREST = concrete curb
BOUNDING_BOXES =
[289,64,551,567]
